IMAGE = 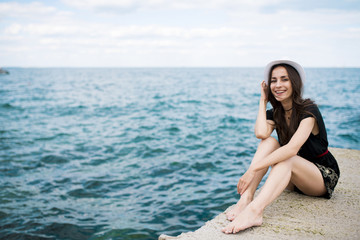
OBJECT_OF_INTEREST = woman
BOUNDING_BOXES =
[222,60,340,234]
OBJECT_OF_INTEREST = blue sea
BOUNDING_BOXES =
[0,68,359,240]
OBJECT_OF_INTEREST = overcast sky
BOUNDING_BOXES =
[0,0,359,67]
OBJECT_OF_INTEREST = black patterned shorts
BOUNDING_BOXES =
[314,163,339,199]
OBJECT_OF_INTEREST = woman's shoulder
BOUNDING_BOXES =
[304,103,319,112]
[301,100,322,119]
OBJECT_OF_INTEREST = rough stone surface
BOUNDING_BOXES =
[159,148,360,240]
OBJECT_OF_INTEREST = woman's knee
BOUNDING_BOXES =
[272,157,294,169]
[272,156,303,175]
[260,136,280,149]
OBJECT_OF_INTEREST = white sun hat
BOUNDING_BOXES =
[264,60,306,85]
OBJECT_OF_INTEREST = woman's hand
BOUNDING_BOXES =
[260,81,268,102]
[237,169,255,195]
[237,167,256,195]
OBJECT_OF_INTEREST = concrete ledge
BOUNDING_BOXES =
[159,147,360,240]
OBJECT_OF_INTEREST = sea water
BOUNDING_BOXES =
[0,68,359,239]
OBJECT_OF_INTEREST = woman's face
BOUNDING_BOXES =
[270,66,293,103]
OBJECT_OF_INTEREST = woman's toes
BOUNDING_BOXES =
[222,224,235,234]
[226,213,234,220]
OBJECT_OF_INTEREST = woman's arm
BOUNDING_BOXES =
[252,117,315,171]
[238,117,315,194]
[254,81,274,139]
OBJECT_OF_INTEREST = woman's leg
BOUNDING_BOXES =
[222,155,326,234]
[226,137,280,221]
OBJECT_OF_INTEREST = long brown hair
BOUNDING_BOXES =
[267,64,315,145]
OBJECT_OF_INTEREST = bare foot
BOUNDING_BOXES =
[222,204,263,234]
[226,196,252,221]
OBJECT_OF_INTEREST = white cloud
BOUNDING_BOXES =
[61,0,281,13]
[0,2,67,18]
[4,23,22,35]
[60,0,360,14]
[16,24,80,36]
[0,1,359,67]
[3,21,246,40]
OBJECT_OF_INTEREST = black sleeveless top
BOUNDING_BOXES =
[266,105,340,177]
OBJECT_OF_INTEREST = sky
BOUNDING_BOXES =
[0,0,360,67]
